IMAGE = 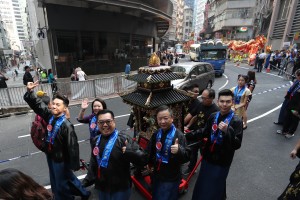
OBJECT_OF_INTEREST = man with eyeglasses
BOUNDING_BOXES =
[192,89,243,200]
[89,109,147,200]
[183,89,219,175]
[183,84,201,115]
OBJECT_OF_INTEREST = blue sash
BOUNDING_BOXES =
[89,115,99,138]
[288,80,300,99]
[47,114,66,144]
[95,129,118,168]
[211,111,234,145]
[234,86,246,104]
[156,124,176,164]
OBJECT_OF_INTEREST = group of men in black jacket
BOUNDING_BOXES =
[24,78,243,200]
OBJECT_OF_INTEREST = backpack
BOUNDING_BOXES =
[31,115,48,152]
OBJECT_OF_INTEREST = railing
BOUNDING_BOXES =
[0,75,137,107]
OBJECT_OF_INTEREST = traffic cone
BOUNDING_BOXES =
[266,66,270,73]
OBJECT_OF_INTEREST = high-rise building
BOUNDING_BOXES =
[267,0,300,50]
[176,0,185,41]
[0,0,28,50]
[206,0,257,40]
[183,6,193,41]
[193,0,206,41]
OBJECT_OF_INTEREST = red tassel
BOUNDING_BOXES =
[48,138,52,151]
[98,167,101,179]
[210,140,216,152]
[157,160,162,171]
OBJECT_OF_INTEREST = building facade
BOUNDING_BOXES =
[29,0,172,77]
[0,0,28,50]
[193,0,206,41]
[183,6,193,41]
[267,0,300,50]
[206,0,257,40]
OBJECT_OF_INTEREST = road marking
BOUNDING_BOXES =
[218,73,229,90]
[247,104,282,123]
[251,83,291,97]
[18,134,30,138]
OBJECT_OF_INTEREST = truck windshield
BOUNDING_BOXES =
[201,50,226,60]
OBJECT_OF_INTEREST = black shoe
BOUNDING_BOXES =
[274,122,283,125]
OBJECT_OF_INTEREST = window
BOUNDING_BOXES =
[198,65,206,74]
[190,67,199,77]
[277,0,291,20]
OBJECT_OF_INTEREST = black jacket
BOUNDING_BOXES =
[89,133,147,192]
[23,71,33,85]
[148,128,190,182]
[0,76,8,88]
[196,112,243,167]
[24,91,80,170]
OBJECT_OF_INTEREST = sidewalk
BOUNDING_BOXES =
[0,66,130,117]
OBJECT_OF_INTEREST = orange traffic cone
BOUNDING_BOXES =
[266,66,270,73]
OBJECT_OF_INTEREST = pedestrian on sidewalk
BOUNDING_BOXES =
[278,54,287,76]
[76,67,87,81]
[24,82,90,200]
[12,70,16,81]
[0,72,8,88]
[191,89,243,200]
[23,66,33,86]
[48,69,57,94]
[124,60,131,75]
[257,50,266,72]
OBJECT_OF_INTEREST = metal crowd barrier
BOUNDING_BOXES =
[0,75,137,106]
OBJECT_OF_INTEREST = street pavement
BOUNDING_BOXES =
[0,60,299,199]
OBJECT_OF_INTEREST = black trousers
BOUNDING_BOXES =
[282,110,299,134]
[257,59,264,72]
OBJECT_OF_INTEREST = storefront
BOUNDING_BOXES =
[39,0,172,77]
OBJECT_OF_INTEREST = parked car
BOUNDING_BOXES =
[171,62,215,92]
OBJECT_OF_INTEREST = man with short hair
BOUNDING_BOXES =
[24,81,90,200]
[23,66,33,85]
[89,109,147,200]
[183,89,219,174]
[148,105,190,200]
[257,50,266,72]
[192,89,243,200]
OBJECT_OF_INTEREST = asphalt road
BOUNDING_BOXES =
[0,60,299,200]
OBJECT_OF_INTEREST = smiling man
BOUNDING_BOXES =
[89,109,147,200]
[148,105,190,200]
[24,81,90,200]
[192,89,243,200]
